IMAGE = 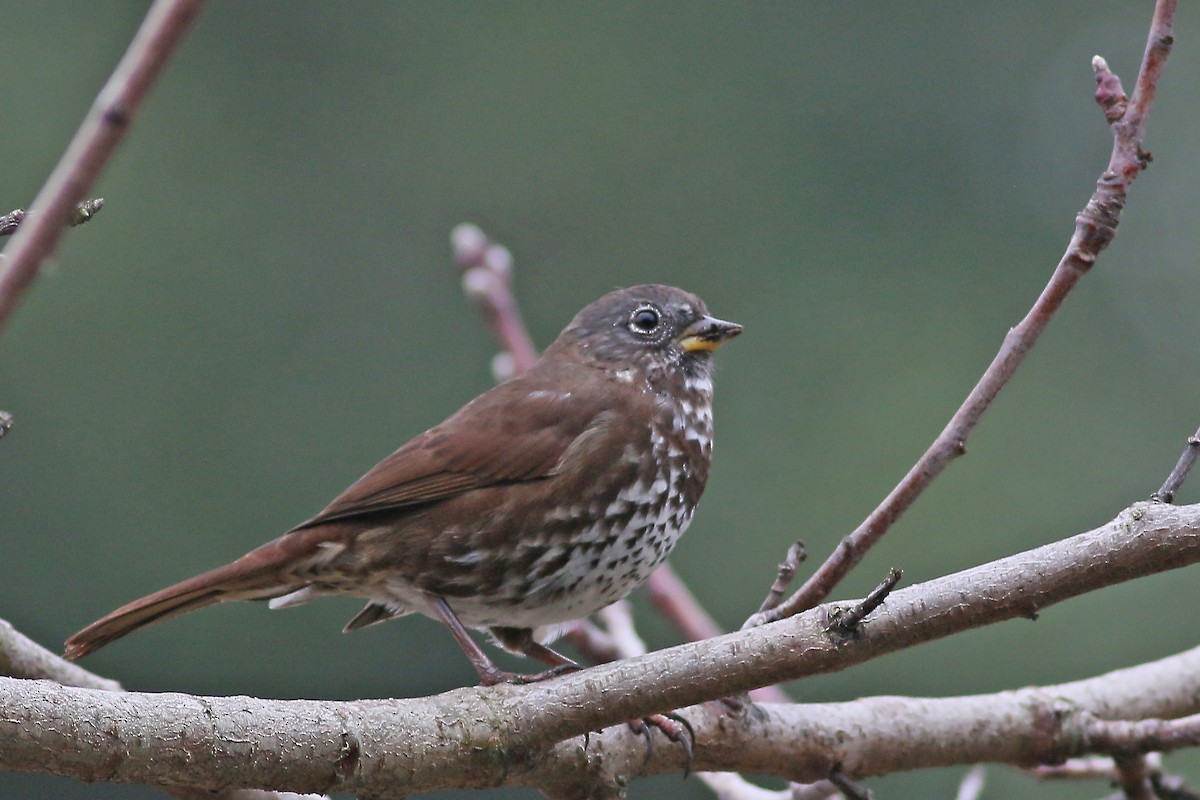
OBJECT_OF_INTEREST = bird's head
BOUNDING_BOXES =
[546,284,742,384]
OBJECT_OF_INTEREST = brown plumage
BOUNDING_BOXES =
[65,284,740,683]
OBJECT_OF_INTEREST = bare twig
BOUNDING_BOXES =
[451,223,539,374]
[692,772,794,800]
[0,618,121,692]
[1152,427,1200,503]
[954,765,987,800]
[1027,713,1200,800]
[744,0,1178,630]
[1112,754,1155,800]
[0,198,104,237]
[826,569,902,637]
[0,198,103,237]
[643,560,790,708]
[791,783,843,800]
[1086,712,1200,755]
[1030,755,1133,781]
[644,560,725,641]
[691,773,843,800]
[0,0,204,333]
[757,540,807,614]
[561,602,649,665]
[1152,772,1200,800]
[827,770,871,800]
[561,619,623,664]
[1028,752,1185,800]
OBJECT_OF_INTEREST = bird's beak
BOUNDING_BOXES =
[677,315,743,352]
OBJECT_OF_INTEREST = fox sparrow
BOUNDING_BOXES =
[65,284,741,685]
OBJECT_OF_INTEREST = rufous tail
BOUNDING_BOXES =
[63,538,310,660]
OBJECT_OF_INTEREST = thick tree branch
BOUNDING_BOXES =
[745,0,1178,629]
[0,622,321,800]
[0,0,204,332]
[4,501,1200,795]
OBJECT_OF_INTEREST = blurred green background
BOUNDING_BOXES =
[4,2,1200,798]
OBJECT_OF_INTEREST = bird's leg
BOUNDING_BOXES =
[428,596,574,685]
[430,599,693,771]
[490,626,583,679]
[488,624,694,772]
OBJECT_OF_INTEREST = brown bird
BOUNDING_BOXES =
[66,284,741,685]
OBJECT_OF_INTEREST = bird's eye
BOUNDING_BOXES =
[629,306,661,334]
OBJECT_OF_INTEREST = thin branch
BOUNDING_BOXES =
[1152,427,1200,503]
[1030,755,1133,781]
[792,783,844,800]
[559,602,648,666]
[693,772,790,800]
[0,0,204,333]
[0,618,121,692]
[686,773,843,800]
[593,601,649,659]
[757,540,806,614]
[451,223,539,374]
[826,569,902,638]
[1152,772,1200,800]
[1025,752,1199,800]
[643,559,725,642]
[1112,754,1155,800]
[1123,0,1176,135]
[1086,712,1200,756]
[744,0,1178,630]
[827,771,871,800]
[954,765,987,800]
[0,198,104,237]
[561,618,624,664]
[643,561,790,708]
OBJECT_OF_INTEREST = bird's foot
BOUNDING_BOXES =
[627,712,695,777]
[478,662,583,686]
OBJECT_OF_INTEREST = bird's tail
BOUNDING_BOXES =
[63,531,333,660]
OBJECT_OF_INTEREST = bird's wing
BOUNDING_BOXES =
[291,369,630,530]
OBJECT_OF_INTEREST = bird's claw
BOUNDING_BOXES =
[626,712,695,777]
[544,663,584,679]
[627,717,655,762]
[484,663,583,685]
